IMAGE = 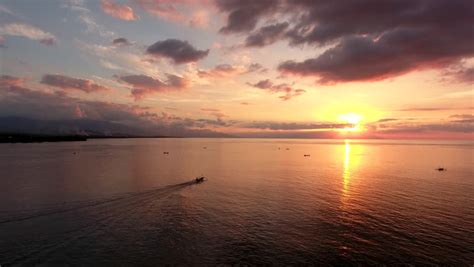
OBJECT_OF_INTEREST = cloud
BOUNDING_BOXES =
[242,121,350,130]
[279,30,473,84]
[117,74,189,100]
[449,114,474,123]
[216,0,473,83]
[245,22,288,47]
[77,40,161,76]
[133,0,185,22]
[247,63,266,73]
[198,64,242,78]
[133,0,211,27]
[64,0,115,37]
[441,63,474,84]
[201,108,227,120]
[101,0,138,21]
[112,37,132,46]
[189,10,209,28]
[41,74,111,93]
[0,76,228,137]
[376,118,398,123]
[0,23,56,45]
[0,75,25,86]
[398,107,471,112]
[216,0,278,34]
[379,122,474,134]
[78,13,115,37]
[248,79,305,100]
[146,39,209,64]
[198,63,267,78]
[367,116,474,137]
[0,4,14,16]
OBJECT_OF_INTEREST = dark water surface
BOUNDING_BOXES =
[0,138,473,265]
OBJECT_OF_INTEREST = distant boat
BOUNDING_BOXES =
[436,167,446,171]
[304,154,310,157]
[163,152,169,154]
[195,176,205,183]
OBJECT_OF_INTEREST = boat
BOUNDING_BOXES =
[436,167,446,171]
[195,176,205,183]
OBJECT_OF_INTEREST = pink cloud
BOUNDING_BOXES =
[41,74,111,93]
[101,0,138,21]
[133,0,213,26]
[0,75,25,86]
[189,10,209,28]
[117,74,190,100]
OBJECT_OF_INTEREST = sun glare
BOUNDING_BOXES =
[338,113,364,132]
[339,113,362,125]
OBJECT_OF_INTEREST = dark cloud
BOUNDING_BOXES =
[216,0,474,83]
[216,0,279,34]
[245,22,289,47]
[278,29,473,83]
[41,74,111,93]
[146,39,209,64]
[117,74,189,100]
[248,79,305,100]
[0,77,228,137]
[113,37,132,46]
[242,121,350,130]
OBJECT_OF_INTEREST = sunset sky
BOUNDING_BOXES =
[0,0,472,139]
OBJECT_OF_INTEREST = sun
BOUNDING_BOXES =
[338,113,364,132]
[339,113,362,125]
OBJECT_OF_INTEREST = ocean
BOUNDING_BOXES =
[0,138,473,265]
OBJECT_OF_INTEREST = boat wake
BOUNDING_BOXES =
[0,180,198,224]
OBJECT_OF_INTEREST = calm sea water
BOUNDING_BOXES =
[0,138,473,265]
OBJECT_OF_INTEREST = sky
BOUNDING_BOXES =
[0,0,472,139]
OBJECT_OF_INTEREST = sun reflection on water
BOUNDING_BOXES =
[343,139,351,194]
[341,139,364,201]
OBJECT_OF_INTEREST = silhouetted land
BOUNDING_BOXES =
[0,134,178,143]
[0,134,88,143]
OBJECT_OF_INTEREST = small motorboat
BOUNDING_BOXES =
[195,176,205,183]
[436,167,446,172]
[163,151,169,155]
[304,154,310,157]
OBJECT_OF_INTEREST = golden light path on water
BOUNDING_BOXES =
[341,139,364,201]
[343,139,351,194]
